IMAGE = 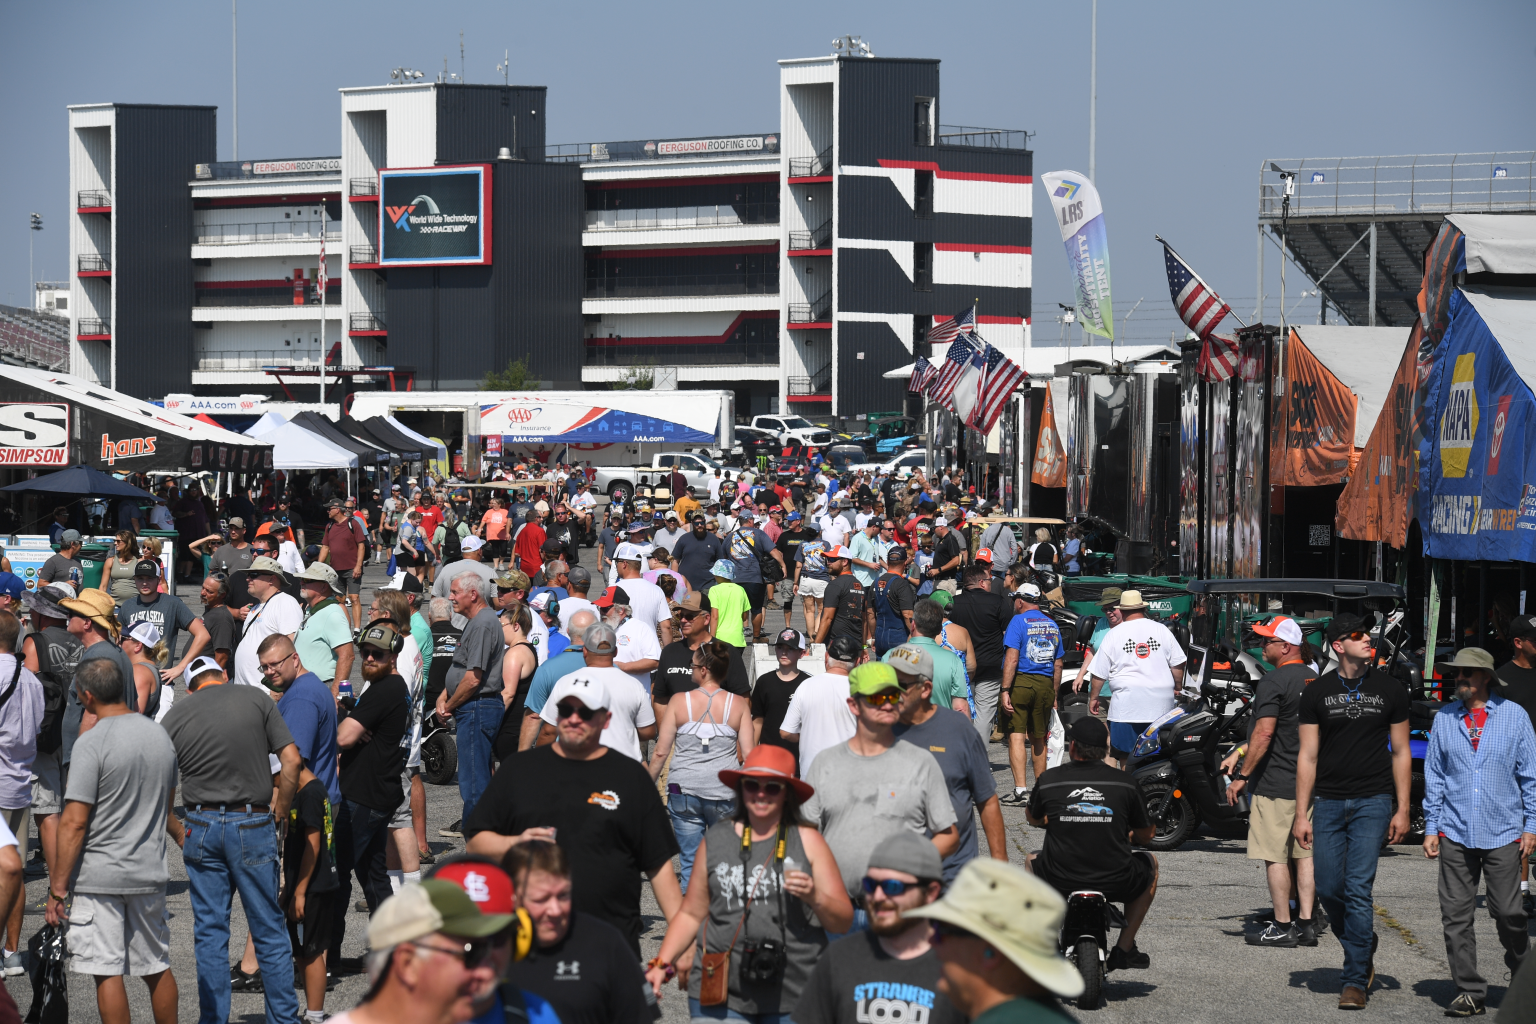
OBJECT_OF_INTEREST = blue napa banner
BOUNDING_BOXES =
[1040,170,1113,341]
[1417,290,1536,560]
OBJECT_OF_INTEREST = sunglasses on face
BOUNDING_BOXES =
[556,701,599,721]
[410,938,494,970]
[862,876,923,897]
[1341,630,1372,643]
[741,778,785,797]
[929,920,978,944]
[678,610,704,621]
[860,692,902,709]
[361,648,392,661]
[1456,668,1484,679]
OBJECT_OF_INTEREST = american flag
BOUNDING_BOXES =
[1160,236,1239,382]
[318,237,328,296]
[926,334,977,409]
[926,307,976,348]
[908,356,937,394]
[967,343,1027,432]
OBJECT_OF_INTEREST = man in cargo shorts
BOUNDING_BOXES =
[999,583,1063,805]
[1223,615,1322,947]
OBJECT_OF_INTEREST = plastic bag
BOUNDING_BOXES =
[24,923,68,1024]
[1045,708,1066,769]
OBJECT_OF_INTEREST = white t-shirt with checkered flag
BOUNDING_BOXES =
[1086,617,1188,723]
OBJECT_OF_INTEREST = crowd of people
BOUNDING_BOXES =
[0,451,1532,1022]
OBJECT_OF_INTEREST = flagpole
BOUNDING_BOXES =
[318,235,327,405]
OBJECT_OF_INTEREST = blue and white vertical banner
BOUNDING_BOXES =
[1041,170,1114,341]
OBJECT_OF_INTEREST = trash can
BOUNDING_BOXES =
[77,543,112,591]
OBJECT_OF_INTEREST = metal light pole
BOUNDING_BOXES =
[1088,0,1097,183]
[231,0,239,161]
[29,213,42,303]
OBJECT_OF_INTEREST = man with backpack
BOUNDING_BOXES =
[724,517,785,643]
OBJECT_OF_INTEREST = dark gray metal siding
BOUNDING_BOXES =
[435,85,547,164]
[837,321,909,412]
[838,177,1032,249]
[112,104,216,399]
[386,160,582,387]
[837,249,1029,322]
[835,59,940,169]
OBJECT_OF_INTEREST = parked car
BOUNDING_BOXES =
[850,447,930,476]
[591,451,723,505]
[847,413,920,455]
[751,414,834,448]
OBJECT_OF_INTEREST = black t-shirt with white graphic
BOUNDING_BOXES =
[501,911,649,1024]
[1027,759,1150,892]
[464,745,679,953]
[655,640,751,704]
[794,932,965,1024]
[822,574,867,643]
[1297,667,1409,800]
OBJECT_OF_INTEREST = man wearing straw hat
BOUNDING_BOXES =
[906,859,1081,1023]
[1085,590,1186,766]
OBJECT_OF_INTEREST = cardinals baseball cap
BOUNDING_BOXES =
[1252,616,1304,646]
[429,856,515,915]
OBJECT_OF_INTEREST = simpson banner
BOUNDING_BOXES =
[1040,171,1113,341]
[1269,330,1358,487]
[1417,290,1536,560]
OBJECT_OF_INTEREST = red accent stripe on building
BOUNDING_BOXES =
[591,244,778,260]
[873,160,1031,184]
[934,243,1031,254]
[787,248,832,257]
[977,315,1025,325]
[586,310,776,346]
[76,207,112,215]
[786,176,833,184]
[193,194,342,207]
[786,395,831,403]
[587,173,780,190]
[77,333,112,341]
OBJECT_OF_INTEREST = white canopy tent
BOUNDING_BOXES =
[1448,214,1536,276]
[245,419,357,470]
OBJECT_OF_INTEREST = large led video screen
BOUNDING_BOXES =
[378,165,492,266]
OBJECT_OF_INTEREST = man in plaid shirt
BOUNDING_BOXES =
[1424,647,1536,1018]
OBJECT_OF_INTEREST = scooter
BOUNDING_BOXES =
[1125,676,1255,851]
[419,710,458,786]
[1059,889,1127,1011]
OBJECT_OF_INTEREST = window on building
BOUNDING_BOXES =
[914,315,932,358]
[914,170,934,219]
[913,243,933,292]
[914,98,935,147]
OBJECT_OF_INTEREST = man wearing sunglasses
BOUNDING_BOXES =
[1293,613,1411,1011]
[1421,647,1536,1018]
[231,557,303,690]
[803,662,958,933]
[796,832,964,1024]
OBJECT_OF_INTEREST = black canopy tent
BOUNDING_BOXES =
[351,415,425,462]
[340,415,421,462]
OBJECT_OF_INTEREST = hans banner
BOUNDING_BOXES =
[1040,170,1114,341]
[1417,290,1536,560]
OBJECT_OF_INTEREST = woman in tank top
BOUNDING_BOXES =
[121,620,168,720]
[647,639,756,889]
[98,531,140,603]
[493,599,540,759]
[643,744,851,1022]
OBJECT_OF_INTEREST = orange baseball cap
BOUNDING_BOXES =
[975,547,994,563]
[1252,616,1303,646]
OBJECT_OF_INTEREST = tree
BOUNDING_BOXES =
[611,366,654,391]
[482,358,530,390]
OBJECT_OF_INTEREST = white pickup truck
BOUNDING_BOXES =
[751,414,834,448]
[591,451,725,505]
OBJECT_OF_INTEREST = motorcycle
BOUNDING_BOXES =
[419,710,458,786]
[1059,889,1127,1011]
[1126,674,1255,851]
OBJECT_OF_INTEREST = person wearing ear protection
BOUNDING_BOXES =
[329,621,413,975]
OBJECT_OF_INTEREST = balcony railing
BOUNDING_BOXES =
[789,147,833,178]
[195,349,326,371]
[584,338,779,366]
[193,220,340,245]
[77,318,110,337]
[350,313,387,333]
[77,190,112,209]
[584,204,779,231]
[937,125,1032,150]
[349,177,379,197]
[585,276,778,299]
[78,254,111,273]
[350,246,379,264]
[788,293,832,323]
[788,364,832,395]
[788,219,832,251]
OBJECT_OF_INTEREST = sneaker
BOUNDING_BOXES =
[999,790,1028,806]
[1296,918,1320,947]
[1444,993,1486,1017]
[1,952,23,976]
[229,964,263,992]
[1106,944,1149,971]
[1339,985,1368,1010]
[439,819,463,838]
[1245,921,1300,947]
[418,848,437,865]
[1313,903,1330,933]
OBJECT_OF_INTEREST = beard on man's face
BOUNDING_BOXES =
[361,657,393,681]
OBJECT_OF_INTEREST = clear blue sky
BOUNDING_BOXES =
[5,0,1533,349]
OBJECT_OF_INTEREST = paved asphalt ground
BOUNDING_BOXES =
[2,559,1528,1021]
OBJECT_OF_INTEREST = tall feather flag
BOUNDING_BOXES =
[1159,235,1240,382]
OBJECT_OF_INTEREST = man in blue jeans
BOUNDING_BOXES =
[1293,614,1411,1011]
[435,573,506,837]
[160,655,302,1024]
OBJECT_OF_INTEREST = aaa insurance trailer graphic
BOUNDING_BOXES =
[481,399,714,445]
[379,165,492,266]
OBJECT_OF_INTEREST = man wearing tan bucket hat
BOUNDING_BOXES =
[906,858,1081,1023]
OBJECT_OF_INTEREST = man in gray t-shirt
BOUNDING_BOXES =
[437,575,507,827]
[801,661,958,901]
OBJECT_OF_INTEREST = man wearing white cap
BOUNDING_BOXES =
[536,625,655,761]
[232,557,304,689]
[1086,590,1186,766]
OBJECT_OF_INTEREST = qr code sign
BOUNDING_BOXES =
[1309,525,1332,547]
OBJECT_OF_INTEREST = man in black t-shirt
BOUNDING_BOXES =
[775,513,818,618]
[1294,614,1410,1010]
[815,548,869,648]
[284,767,338,1015]
[752,628,811,763]
[949,564,1015,748]
[653,591,750,724]
[926,519,964,589]
[331,622,412,965]
[464,673,682,954]
[1026,716,1157,972]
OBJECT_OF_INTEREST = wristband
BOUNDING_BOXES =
[48,891,67,902]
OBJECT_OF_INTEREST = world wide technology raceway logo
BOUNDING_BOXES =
[385,194,442,231]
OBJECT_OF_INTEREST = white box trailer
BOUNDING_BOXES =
[349,389,735,473]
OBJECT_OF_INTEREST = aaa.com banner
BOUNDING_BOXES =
[480,398,714,444]
[1269,330,1357,487]
[1040,171,1113,341]
[1417,291,1536,560]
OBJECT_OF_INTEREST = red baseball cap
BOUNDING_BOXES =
[975,547,994,564]
[431,859,515,915]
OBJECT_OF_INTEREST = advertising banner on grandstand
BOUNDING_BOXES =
[379,165,492,267]
[479,397,715,445]
[1418,291,1536,560]
[1040,170,1114,341]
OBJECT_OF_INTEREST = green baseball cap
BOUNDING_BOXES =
[848,661,900,697]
